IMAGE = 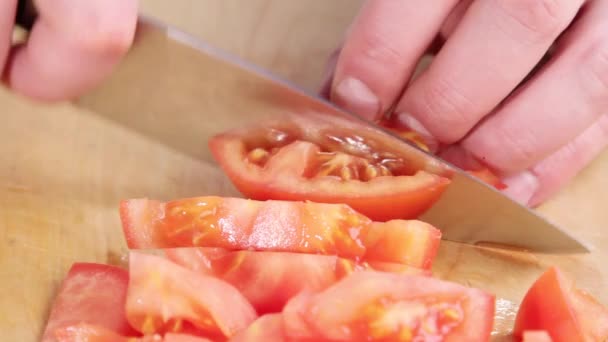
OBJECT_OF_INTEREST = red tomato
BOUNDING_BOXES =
[40,263,139,342]
[282,270,495,341]
[522,330,553,342]
[126,252,257,339]
[230,314,286,342]
[208,113,451,221]
[164,248,430,314]
[514,267,608,342]
[120,196,441,268]
[466,168,507,190]
[54,323,212,342]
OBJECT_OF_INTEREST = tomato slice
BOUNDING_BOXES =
[282,270,495,341]
[230,314,286,342]
[466,168,507,190]
[208,113,451,221]
[522,330,553,342]
[513,267,608,342]
[120,196,441,268]
[41,263,139,342]
[54,324,213,342]
[164,248,430,314]
[125,252,257,339]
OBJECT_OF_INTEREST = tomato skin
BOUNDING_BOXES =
[208,114,451,222]
[54,323,213,342]
[41,263,139,342]
[514,267,608,342]
[126,252,257,339]
[164,248,430,314]
[282,270,495,342]
[230,314,286,342]
[120,197,441,268]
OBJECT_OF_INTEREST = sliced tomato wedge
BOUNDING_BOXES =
[165,248,430,314]
[513,267,608,342]
[230,314,286,342]
[282,270,495,341]
[54,323,212,342]
[120,196,441,268]
[125,252,257,339]
[208,113,451,221]
[40,263,139,342]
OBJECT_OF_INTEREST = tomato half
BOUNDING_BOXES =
[126,252,257,339]
[165,248,430,314]
[208,113,451,221]
[513,267,608,342]
[120,196,441,268]
[282,270,495,342]
[40,263,139,342]
[230,314,286,342]
[54,324,213,342]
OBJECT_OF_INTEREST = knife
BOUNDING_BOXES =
[16,2,589,253]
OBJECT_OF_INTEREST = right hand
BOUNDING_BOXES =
[1,0,138,101]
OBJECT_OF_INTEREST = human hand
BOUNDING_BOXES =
[322,0,608,207]
[2,0,138,101]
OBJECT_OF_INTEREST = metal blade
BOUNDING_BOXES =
[72,16,588,253]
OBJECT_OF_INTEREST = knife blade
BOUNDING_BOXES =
[16,5,589,253]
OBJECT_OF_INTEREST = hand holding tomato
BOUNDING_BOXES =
[323,0,608,207]
[1,0,137,101]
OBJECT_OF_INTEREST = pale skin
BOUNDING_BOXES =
[1,0,606,207]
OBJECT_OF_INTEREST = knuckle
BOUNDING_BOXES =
[358,31,408,68]
[415,78,477,143]
[495,0,567,41]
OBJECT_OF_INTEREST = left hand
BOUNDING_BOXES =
[321,0,608,207]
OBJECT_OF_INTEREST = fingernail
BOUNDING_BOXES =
[332,77,380,121]
[501,170,539,206]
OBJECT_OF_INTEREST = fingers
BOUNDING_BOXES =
[0,0,17,69]
[463,0,608,173]
[396,0,583,143]
[5,0,138,101]
[330,0,458,120]
[502,114,608,206]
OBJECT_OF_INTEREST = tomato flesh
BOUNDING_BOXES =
[126,252,257,339]
[120,196,441,268]
[230,314,286,342]
[522,330,553,342]
[208,113,451,221]
[40,263,139,342]
[165,248,430,314]
[282,270,495,342]
[514,267,608,342]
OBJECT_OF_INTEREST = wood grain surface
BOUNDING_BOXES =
[1,1,607,341]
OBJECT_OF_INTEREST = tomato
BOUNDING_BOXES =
[378,116,507,190]
[513,267,608,342]
[208,113,451,221]
[126,252,257,339]
[522,330,553,342]
[54,323,212,342]
[164,248,430,314]
[120,196,441,268]
[282,270,495,341]
[230,314,286,342]
[466,168,507,190]
[40,263,139,342]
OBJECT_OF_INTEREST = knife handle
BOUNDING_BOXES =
[16,0,37,30]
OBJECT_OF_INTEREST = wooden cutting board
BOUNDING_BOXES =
[1,1,606,341]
